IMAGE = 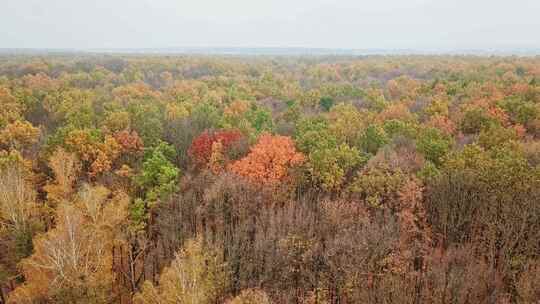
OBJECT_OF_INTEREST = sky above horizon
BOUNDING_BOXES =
[2,0,540,50]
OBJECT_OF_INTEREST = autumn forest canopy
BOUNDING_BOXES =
[0,54,540,303]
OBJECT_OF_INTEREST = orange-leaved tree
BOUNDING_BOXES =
[229,134,304,184]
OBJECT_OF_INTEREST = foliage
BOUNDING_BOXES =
[383,119,418,139]
[135,141,180,202]
[349,166,408,209]
[229,134,305,184]
[0,151,44,281]
[295,116,337,153]
[188,129,243,168]
[64,128,122,177]
[426,144,540,280]
[426,114,456,136]
[416,127,453,165]
[0,87,23,127]
[43,88,96,129]
[43,148,81,205]
[226,289,272,304]
[319,96,334,111]
[114,130,144,154]
[307,143,366,191]
[246,105,273,134]
[477,125,519,149]
[8,186,128,304]
[327,103,365,145]
[0,150,39,245]
[499,96,538,125]
[2,55,540,303]
[359,124,389,155]
[129,103,164,147]
[459,107,495,134]
[0,120,40,152]
[134,238,229,304]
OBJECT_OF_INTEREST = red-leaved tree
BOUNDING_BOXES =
[188,129,243,167]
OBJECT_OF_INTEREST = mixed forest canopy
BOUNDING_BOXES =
[0,54,539,303]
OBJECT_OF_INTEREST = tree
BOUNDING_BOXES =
[64,128,123,177]
[43,148,81,205]
[208,140,226,174]
[327,103,366,146]
[222,100,251,129]
[360,124,389,155]
[426,115,455,136]
[277,234,317,297]
[129,103,164,147]
[42,88,96,129]
[459,107,495,134]
[319,97,334,111]
[416,127,453,166]
[394,177,431,273]
[499,97,538,126]
[114,130,144,154]
[226,289,272,304]
[421,245,504,303]
[229,134,305,184]
[295,116,336,153]
[0,120,40,152]
[190,102,222,135]
[0,150,37,233]
[307,143,365,191]
[134,238,229,304]
[8,186,128,304]
[426,144,540,282]
[477,125,519,150]
[101,111,131,133]
[0,87,23,128]
[423,99,449,118]
[382,119,418,140]
[0,150,40,284]
[188,129,243,168]
[189,130,214,166]
[364,88,388,112]
[135,141,180,203]
[377,103,415,123]
[515,260,540,303]
[246,105,273,135]
[386,76,420,101]
[349,165,408,209]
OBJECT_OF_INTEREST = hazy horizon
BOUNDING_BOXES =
[2,0,540,51]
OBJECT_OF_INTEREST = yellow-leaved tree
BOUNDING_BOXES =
[0,120,41,153]
[43,148,81,206]
[225,289,272,304]
[8,185,129,304]
[134,238,229,304]
[0,150,41,284]
[0,150,37,233]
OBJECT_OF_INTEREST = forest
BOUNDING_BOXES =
[0,54,539,303]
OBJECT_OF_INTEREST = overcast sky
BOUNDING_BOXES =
[1,0,540,50]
